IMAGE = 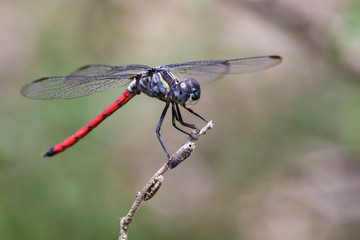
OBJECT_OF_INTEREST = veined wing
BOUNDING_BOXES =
[166,55,282,84]
[68,64,151,77]
[21,64,151,99]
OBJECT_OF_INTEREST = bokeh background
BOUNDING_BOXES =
[1,0,360,239]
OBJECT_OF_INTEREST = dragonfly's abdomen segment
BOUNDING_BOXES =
[43,89,136,157]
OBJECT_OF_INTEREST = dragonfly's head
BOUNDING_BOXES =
[173,78,201,107]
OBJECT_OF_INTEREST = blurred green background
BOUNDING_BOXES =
[2,0,360,239]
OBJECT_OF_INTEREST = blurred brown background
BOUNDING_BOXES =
[1,0,360,239]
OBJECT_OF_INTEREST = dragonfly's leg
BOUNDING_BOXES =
[175,104,197,129]
[171,104,194,137]
[156,102,170,159]
[184,107,207,123]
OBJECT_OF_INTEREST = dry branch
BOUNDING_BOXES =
[118,120,214,240]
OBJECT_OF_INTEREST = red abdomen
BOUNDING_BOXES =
[43,89,136,157]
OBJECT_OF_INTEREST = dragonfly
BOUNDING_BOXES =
[21,55,282,159]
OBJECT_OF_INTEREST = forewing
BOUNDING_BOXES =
[21,64,152,99]
[21,73,135,99]
[167,55,282,84]
[69,64,151,76]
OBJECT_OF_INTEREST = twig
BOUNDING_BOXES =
[118,120,214,240]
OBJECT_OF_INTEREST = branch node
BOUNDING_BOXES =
[168,142,195,169]
[143,175,164,201]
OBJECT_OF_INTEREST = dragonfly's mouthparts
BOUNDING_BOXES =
[191,87,201,101]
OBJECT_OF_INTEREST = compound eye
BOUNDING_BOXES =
[179,81,190,92]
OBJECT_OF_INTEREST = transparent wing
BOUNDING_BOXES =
[20,74,135,99]
[68,64,151,76]
[21,64,151,99]
[166,55,282,84]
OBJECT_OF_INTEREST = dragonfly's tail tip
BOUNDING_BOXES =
[42,147,56,157]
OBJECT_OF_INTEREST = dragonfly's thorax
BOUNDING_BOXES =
[136,68,178,102]
[134,67,201,107]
